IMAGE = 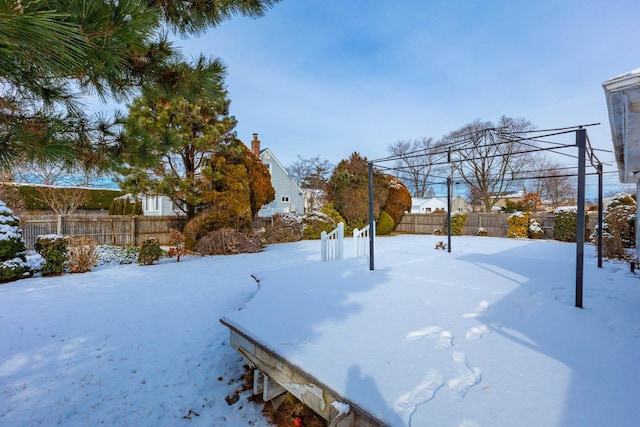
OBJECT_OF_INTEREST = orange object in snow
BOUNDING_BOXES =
[293,416,303,427]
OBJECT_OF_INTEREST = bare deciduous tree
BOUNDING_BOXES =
[386,137,443,198]
[34,186,90,215]
[444,116,535,213]
[522,156,576,209]
[287,155,333,210]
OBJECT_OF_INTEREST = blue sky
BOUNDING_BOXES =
[83,0,640,195]
[169,0,640,172]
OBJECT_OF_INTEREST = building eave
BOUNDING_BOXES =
[603,68,640,183]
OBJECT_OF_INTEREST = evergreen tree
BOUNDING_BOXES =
[326,153,389,229]
[0,0,281,172]
[120,56,236,219]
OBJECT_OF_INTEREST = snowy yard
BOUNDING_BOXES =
[1,235,640,426]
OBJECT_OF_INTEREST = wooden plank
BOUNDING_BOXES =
[221,320,386,427]
[263,374,286,401]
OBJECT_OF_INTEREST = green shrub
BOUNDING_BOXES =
[529,218,544,239]
[0,200,30,282]
[593,193,637,259]
[34,235,68,276]
[553,208,589,242]
[377,210,395,235]
[302,211,336,240]
[321,203,346,226]
[17,185,124,210]
[507,211,530,238]
[109,197,142,215]
[138,238,164,265]
[449,212,467,236]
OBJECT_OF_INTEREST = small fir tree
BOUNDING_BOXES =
[0,200,30,282]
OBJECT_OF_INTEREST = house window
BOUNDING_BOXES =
[154,196,159,211]
[282,195,290,203]
[425,208,432,213]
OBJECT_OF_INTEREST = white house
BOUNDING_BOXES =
[603,68,640,256]
[411,197,447,213]
[141,194,183,217]
[251,134,305,218]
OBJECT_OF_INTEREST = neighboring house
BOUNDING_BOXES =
[140,133,303,218]
[303,188,326,212]
[411,197,447,213]
[141,194,184,217]
[411,196,471,213]
[251,134,305,218]
[488,191,524,211]
[451,195,472,213]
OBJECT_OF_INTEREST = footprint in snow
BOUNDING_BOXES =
[394,368,444,425]
[447,352,481,396]
[436,331,453,349]
[465,325,490,341]
[463,301,490,318]
[406,326,442,340]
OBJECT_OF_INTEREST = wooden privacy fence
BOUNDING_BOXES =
[396,212,597,238]
[20,215,186,250]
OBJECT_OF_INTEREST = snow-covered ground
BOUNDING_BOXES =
[2,235,640,426]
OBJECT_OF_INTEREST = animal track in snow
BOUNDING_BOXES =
[447,352,481,396]
[406,326,442,340]
[394,368,444,425]
[436,331,453,349]
[463,301,490,318]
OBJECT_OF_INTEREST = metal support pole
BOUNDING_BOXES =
[597,163,603,268]
[575,128,586,309]
[368,162,375,271]
[447,177,452,253]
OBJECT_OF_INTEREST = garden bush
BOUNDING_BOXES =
[195,228,262,255]
[263,213,303,243]
[0,200,30,282]
[376,210,395,235]
[553,207,589,242]
[476,227,488,236]
[34,235,68,276]
[529,219,544,239]
[507,211,530,238]
[302,211,335,240]
[450,212,467,236]
[96,245,139,265]
[138,238,164,265]
[592,193,637,259]
[167,229,187,262]
[68,236,99,273]
[383,175,412,227]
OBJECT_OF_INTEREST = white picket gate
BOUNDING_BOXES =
[321,222,344,262]
[353,222,375,257]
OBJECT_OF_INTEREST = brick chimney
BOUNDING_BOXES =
[251,133,261,157]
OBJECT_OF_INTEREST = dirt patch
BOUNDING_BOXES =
[259,394,327,427]
[235,365,327,427]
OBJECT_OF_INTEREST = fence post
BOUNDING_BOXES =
[353,227,359,257]
[131,216,137,246]
[337,222,344,260]
[321,231,327,262]
[57,215,62,235]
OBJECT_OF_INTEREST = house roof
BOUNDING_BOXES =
[603,68,640,183]
[260,148,293,178]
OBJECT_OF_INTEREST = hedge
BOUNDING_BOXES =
[16,185,125,211]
